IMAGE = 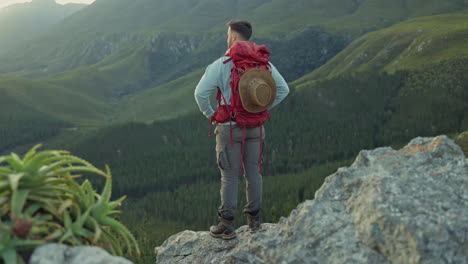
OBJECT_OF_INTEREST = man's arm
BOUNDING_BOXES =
[194,60,221,118]
[269,62,290,109]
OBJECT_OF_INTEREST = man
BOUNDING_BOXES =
[194,20,289,239]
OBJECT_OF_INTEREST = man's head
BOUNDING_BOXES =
[227,20,252,48]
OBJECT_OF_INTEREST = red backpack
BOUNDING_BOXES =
[209,41,275,175]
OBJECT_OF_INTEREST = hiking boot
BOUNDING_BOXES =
[246,212,261,232]
[210,216,236,240]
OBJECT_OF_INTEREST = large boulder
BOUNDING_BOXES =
[155,135,468,264]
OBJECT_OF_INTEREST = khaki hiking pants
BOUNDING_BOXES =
[214,124,265,220]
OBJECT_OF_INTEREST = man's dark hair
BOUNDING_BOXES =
[228,20,252,40]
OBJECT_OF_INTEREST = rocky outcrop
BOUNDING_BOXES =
[155,135,468,264]
[28,243,133,264]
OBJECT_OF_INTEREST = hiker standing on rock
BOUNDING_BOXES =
[195,20,289,239]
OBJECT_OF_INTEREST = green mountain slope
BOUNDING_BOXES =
[2,8,467,137]
[0,26,349,127]
[0,75,111,126]
[0,7,466,142]
[0,1,465,129]
[43,43,152,101]
[295,11,468,84]
[2,0,467,77]
[0,27,348,128]
[116,69,205,123]
[0,0,85,55]
[0,88,70,152]
[323,0,468,34]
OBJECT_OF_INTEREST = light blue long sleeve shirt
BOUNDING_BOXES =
[194,56,290,123]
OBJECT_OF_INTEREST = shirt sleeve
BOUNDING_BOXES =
[269,62,290,110]
[194,59,221,118]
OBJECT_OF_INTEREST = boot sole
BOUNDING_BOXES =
[210,231,236,240]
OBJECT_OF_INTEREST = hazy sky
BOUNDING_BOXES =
[0,0,95,9]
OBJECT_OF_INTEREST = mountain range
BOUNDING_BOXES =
[2,0,467,76]
[1,0,467,129]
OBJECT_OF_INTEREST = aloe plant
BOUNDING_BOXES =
[0,144,140,263]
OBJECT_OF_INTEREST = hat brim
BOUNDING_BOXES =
[238,68,277,113]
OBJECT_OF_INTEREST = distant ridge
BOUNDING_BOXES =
[31,0,56,4]
[295,11,468,85]
[0,0,85,55]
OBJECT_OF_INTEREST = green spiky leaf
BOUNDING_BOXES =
[0,145,140,263]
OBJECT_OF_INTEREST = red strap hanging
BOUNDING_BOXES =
[259,125,263,174]
[229,119,233,146]
[240,127,247,176]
